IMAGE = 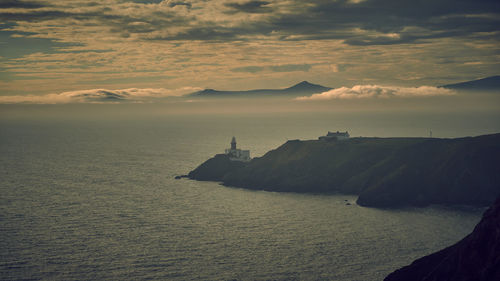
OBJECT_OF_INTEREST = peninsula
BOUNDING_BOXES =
[188,133,500,208]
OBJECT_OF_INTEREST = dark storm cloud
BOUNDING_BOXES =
[0,10,78,21]
[168,1,192,9]
[268,0,500,45]
[118,0,191,8]
[220,0,499,45]
[224,1,273,14]
[121,0,164,3]
[1,0,498,46]
[0,0,47,9]
[0,7,188,36]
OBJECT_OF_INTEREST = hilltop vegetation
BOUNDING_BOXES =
[188,134,500,208]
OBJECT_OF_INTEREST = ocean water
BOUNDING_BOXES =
[0,111,494,280]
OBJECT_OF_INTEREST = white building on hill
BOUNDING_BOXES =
[319,131,350,141]
[225,137,251,162]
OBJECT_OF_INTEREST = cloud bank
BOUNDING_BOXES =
[1,0,498,45]
[296,85,455,100]
[0,87,201,104]
[1,0,498,96]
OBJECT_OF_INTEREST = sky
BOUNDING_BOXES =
[0,0,499,103]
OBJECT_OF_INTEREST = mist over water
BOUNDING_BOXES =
[1,107,497,280]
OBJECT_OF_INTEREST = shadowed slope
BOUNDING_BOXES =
[385,196,500,281]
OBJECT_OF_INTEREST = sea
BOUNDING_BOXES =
[1,107,498,280]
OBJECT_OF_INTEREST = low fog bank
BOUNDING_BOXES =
[1,91,499,139]
[1,85,499,140]
[0,87,200,104]
[296,85,455,100]
[0,84,497,105]
[2,89,498,116]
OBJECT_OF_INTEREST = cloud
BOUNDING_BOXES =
[296,85,455,100]
[271,0,500,45]
[167,1,192,9]
[124,0,165,3]
[330,63,352,73]
[0,0,499,96]
[231,64,311,73]
[0,0,46,9]
[2,0,497,45]
[224,1,273,14]
[0,87,201,104]
[269,64,311,72]
[231,66,264,73]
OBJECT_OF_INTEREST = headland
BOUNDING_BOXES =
[187,133,500,208]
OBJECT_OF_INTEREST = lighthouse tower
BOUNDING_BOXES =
[225,136,251,162]
[231,136,237,150]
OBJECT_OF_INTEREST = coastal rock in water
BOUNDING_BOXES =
[384,196,500,281]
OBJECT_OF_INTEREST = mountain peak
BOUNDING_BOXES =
[188,81,332,97]
[297,80,313,85]
[290,81,316,88]
[286,81,331,92]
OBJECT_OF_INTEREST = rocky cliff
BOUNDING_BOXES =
[384,195,500,281]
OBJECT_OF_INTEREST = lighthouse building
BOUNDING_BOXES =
[318,131,350,141]
[225,137,251,162]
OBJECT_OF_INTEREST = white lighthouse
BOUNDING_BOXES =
[225,136,251,162]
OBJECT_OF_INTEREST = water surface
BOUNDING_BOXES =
[0,112,490,280]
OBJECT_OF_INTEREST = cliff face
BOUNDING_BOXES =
[188,134,500,208]
[187,154,247,181]
[384,196,500,281]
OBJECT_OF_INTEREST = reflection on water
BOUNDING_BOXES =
[0,114,488,280]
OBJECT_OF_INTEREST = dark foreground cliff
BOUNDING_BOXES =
[384,195,500,281]
[188,133,500,208]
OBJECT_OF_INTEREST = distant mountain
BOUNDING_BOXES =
[385,195,500,281]
[441,75,500,91]
[187,81,331,97]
